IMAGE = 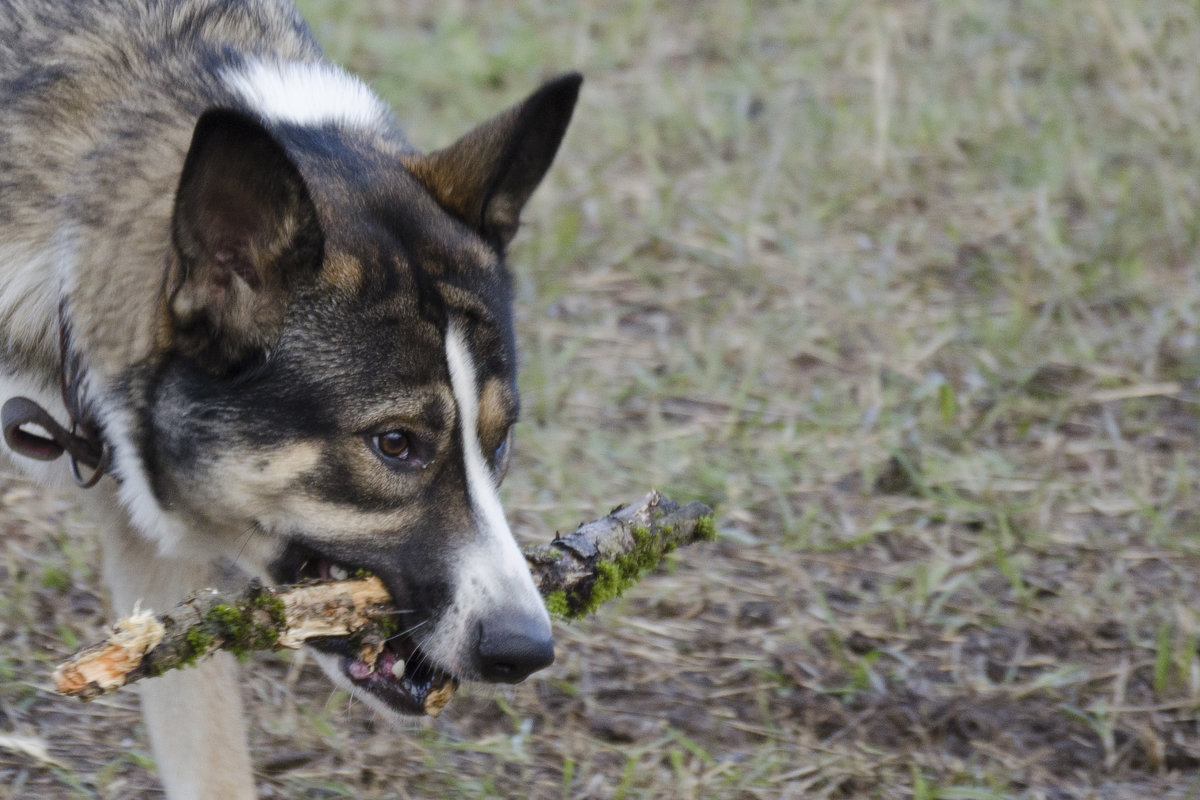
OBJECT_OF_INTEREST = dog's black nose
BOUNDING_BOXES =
[476,614,555,683]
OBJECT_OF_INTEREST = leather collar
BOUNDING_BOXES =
[1,302,110,488]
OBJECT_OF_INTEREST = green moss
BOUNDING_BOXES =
[146,621,219,675]
[570,526,665,617]
[248,623,280,653]
[375,613,402,637]
[588,561,629,609]
[181,627,217,667]
[203,602,279,660]
[695,515,717,542]
[250,591,288,629]
[629,525,673,568]
[184,627,216,652]
[543,590,571,618]
[205,604,247,637]
[543,516,716,619]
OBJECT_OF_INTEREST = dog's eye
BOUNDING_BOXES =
[373,431,410,460]
[493,437,508,465]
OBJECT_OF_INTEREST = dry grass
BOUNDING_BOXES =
[4,1,1200,797]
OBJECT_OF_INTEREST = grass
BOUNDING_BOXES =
[3,0,1200,798]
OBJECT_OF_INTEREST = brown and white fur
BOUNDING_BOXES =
[0,2,580,797]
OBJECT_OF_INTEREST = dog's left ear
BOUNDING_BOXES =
[169,109,324,372]
[402,73,582,250]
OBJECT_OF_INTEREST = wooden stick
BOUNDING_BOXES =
[53,491,715,706]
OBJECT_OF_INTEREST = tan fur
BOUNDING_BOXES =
[478,377,516,444]
[209,442,323,516]
[400,105,524,236]
[320,252,366,293]
[207,443,432,545]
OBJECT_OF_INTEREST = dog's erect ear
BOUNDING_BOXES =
[402,73,582,250]
[169,109,324,371]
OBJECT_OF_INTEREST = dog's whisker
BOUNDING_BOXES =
[230,522,262,569]
[386,619,430,644]
[409,644,437,674]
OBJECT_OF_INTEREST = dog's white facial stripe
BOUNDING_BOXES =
[222,60,392,129]
[445,325,511,546]
[444,324,548,625]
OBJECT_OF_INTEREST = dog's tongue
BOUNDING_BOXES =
[347,659,374,681]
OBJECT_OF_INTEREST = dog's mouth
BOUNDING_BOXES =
[289,555,458,716]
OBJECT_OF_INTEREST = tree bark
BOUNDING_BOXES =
[53,491,714,703]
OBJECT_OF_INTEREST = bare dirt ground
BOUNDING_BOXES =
[4,1,1200,798]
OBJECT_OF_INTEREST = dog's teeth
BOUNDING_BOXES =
[391,658,406,680]
[329,564,349,580]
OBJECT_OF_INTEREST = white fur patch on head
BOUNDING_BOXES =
[221,60,392,129]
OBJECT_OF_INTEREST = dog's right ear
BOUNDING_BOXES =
[402,73,582,251]
[168,109,324,372]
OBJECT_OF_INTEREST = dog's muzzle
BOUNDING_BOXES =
[270,538,554,716]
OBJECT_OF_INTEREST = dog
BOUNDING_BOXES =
[0,1,580,797]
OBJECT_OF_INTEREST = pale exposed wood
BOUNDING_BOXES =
[52,611,165,697]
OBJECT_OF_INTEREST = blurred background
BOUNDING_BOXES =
[3,1,1200,797]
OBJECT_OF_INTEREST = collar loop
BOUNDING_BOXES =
[1,395,109,487]
[0,300,111,488]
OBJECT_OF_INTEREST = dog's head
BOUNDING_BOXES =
[126,74,581,716]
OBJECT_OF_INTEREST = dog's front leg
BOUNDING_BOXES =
[96,492,257,800]
[136,652,254,800]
